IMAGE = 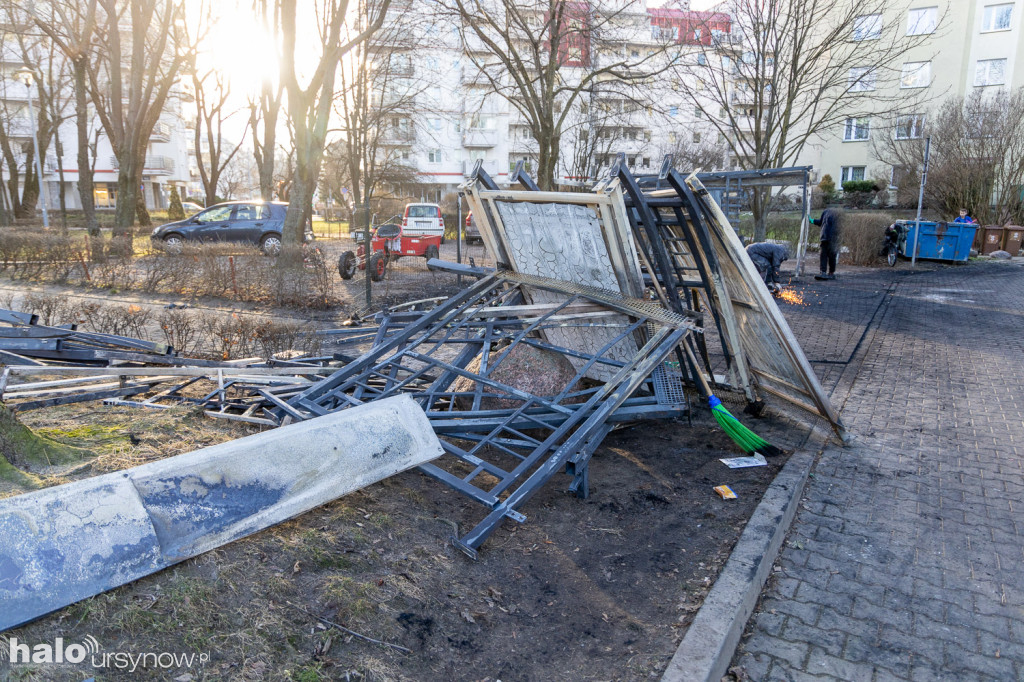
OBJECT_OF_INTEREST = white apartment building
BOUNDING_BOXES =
[373,0,731,198]
[798,0,1024,188]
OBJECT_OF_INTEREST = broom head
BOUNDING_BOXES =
[709,395,784,457]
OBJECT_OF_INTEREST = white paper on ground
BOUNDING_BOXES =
[719,452,768,468]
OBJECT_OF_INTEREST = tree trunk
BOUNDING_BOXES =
[135,191,151,227]
[281,165,312,256]
[74,59,98,237]
[18,157,39,221]
[113,159,140,239]
[751,188,770,242]
[205,180,218,208]
[536,133,560,191]
[4,169,20,219]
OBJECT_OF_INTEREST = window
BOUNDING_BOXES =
[400,150,411,161]
[668,132,677,143]
[853,14,882,40]
[669,105,678,117]
[428,118,442,131]
[693,132,702,143]
[231,204,266,221]
[844,117,871,141]
[894,114,925,139]
[841,166,866,183]
[196,205,233,223]
[907,7,938,34]
[697,53,707,65]
[849,67,876,91]
[901,61,931,88]
[428,149,442,163]
[975,58,1007,86]
[890,165,914,188]
[982,3,1014,31]
[643,130,652,142]
[642,157,651,167]
[695,107,703,118]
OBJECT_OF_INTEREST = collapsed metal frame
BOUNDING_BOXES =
[285,271,698,557]
[503,156,845,439]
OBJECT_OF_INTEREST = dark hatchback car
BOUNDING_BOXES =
[151,201,311,255]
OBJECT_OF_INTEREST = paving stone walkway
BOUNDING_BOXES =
[734,261,1024,681]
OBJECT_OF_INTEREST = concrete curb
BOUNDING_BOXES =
[660,448,815,682]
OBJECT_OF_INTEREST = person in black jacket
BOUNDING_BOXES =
[746,242,789,293]
[812,208,841,280]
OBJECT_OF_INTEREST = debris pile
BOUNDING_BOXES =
[0,157,845,630]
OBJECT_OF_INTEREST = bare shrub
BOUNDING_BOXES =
[156,308,207,357]
[90,251,136,291]
[841,212,897,266]
[252,318,323,359]
[22,293,85,327]
[0,232,25,270]
[83,303,152,339]
[0,291,15,310]
[197,311,256,360]
[268,246,337,309]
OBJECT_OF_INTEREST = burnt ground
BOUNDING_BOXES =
[0,238,820,681]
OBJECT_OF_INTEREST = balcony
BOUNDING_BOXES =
[144,155,175,174]
[379,129,416,145]
[150,121,172,142]
[462,128,498,148]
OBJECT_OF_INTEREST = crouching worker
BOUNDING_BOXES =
[745,242,789,295]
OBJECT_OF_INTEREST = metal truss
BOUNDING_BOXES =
[286,272,698,557]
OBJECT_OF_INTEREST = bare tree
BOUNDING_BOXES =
[331,0,428,225]
[0,5,70,223]
[87,0,195,238]
[217,150,259,199]
[276,0,391,249]
[192,67,249,207]
[661,133,728,173]
[680,0,941,240]
[249,0,284,201]
[444,0,679,190]
[875,89,1024,225]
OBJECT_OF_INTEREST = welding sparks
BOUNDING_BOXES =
[776,288,808,306]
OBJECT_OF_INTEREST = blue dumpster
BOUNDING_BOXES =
[897,220,976,262]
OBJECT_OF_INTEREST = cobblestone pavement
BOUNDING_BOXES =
[734,261,1024,681]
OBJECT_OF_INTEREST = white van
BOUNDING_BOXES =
[402,203,445,240]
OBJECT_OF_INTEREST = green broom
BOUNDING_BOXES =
[708,395,784,457]
[682,344,784,457]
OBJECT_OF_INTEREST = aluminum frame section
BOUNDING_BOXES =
[286,273,697,556]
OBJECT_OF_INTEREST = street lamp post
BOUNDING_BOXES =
[14,66,49,228]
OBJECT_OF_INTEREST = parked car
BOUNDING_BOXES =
[181,201,203,216]
[150,201,312,255]
[465,211,482,244]
[401,203,445,240]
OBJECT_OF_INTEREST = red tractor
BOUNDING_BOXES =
[338,223,442,281]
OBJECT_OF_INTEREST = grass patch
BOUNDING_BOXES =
[322,576,374,623]
[0,404,92,473]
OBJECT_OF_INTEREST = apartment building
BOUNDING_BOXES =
[799,0,1024,188]
[373,0,732,198]
[0,57,190,216]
